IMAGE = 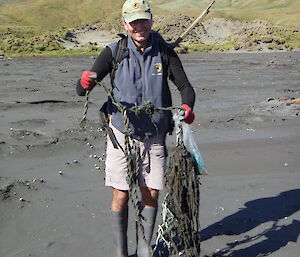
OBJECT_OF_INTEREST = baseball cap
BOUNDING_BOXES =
[122,0,152,23]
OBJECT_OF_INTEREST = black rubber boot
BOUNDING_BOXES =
[111,208,128,257]
[136,205,158,257]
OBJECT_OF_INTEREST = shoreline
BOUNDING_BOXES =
[1,47,300,60]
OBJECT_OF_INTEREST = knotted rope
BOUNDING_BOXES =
[79,90,90,128]
[154,142,201,256]
[80,82,200,256]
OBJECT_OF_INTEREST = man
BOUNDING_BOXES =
[77,1,195,256]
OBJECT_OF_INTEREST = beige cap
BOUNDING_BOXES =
[122,0,152,23]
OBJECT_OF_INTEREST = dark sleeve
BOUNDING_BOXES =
[168,47,195,109]
[76,46,113,96]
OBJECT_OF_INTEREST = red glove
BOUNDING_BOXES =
[80,70,96,90]
[181,104,195,124]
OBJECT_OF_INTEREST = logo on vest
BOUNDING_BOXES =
[154,63,162,73]
[133,3,140,9]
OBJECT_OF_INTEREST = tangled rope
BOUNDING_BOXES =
[80,82,201,256]
[154,142,201,256]
[79,90,90,128]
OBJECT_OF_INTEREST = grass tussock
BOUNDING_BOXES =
[0,27,103,57]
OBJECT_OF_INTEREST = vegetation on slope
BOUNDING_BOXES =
[0,0,299,57]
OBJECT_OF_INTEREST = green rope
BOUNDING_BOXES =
[79,90,90,128]
[100,85,153,254]
[121,106,150,254]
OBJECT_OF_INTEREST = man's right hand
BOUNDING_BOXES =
[80,70,96,90]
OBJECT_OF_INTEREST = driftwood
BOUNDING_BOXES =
[171,0,216,48]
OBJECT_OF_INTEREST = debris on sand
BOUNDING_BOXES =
[0,178,43,201]
[291,98,300,104]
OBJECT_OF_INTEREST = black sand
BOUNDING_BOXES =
[0,51,299,257]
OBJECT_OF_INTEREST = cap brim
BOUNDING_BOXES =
[124,12,152,23]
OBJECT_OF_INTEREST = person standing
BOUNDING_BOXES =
[77,1,195,256]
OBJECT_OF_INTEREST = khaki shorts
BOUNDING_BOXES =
[105,124,166,191]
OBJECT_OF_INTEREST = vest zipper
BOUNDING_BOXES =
[141,54,146,103]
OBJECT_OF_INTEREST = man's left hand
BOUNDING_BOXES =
[181,104,195,124]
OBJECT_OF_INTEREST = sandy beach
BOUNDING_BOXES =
[0,51,299,257]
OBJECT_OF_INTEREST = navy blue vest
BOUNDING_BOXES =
[108,33,172,140]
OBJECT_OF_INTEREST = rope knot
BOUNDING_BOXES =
[143,101,155,116]
[131,101,156,118]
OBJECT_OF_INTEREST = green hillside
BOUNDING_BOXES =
[156,0,300,27]
[0,0,299,33]
[0,0,124,33]
[0,0,299,57]
[216,0,300,27]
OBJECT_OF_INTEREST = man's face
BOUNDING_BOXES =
[123,19,153,47]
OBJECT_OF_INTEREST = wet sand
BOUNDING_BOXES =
[0,51,299,257]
